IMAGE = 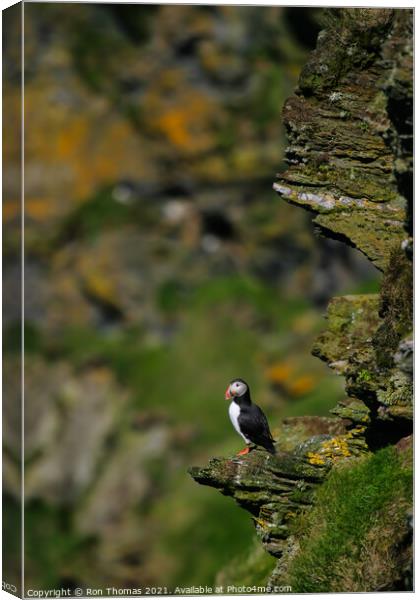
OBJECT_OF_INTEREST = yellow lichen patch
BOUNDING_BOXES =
[77,251,121,309]
[143,67,223,155]
[345,425,367,438]
[323,436,352,459]
[56,117,88,159]
[307,435,353,466]
[307,452,326,466]
[83,273,120,308]
[252,516,270,530]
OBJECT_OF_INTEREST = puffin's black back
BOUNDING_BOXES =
[237,402,276,453]
[229,379,276,453]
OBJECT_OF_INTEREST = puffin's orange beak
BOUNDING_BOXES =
[225,385,232,400]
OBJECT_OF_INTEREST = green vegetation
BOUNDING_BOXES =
[24,502,94,589]
[282,382,342,418]
[159,485,256,586]
[287,445,413,592]
[40,275,343,445]
[12,274,345,589]
[375,245,413,368]
[216,538,277,588]
[54,186,160,243]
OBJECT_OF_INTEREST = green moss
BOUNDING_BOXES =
[251,65,288,129]
[331,399,370,425]
[374,246,413,368]
[357,369,372,382]
[286,445,412,592]
[157,280,190,313]
[69,6,157,94]
[312,294,380,367]
[54,186,159,243]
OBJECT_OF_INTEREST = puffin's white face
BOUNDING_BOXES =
[225,380,248,400]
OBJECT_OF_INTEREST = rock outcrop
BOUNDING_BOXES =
[273,8,411,272]
[190,416,365,558]
[190,8,413,592]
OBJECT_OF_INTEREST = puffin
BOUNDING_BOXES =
[225,378,276,455]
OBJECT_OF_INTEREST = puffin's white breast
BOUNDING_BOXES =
[229,402,250,443]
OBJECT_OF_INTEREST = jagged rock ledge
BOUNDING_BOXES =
[273,9,412,271]
[189,416,367,557]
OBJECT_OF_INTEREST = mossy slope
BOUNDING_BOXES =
[285,443,413,592]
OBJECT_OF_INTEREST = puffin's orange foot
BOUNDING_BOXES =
[237,447,250,456]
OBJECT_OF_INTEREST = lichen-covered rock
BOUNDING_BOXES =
[312,291,412,427]
[274,7,413,435]
[190,416,367,557]
[190,7,412,592]
[273,9,412,271]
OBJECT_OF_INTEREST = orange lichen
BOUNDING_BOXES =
[56,117,88,159]
[150,91,217,152]
[288,375,316,397]
[265,362,316,397]
[21,83,150,219]
[265,361,294,384]
[26,198,58,220]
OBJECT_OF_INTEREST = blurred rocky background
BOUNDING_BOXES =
[3,4,380,592]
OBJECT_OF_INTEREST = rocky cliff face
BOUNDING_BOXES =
[190,9,413,592]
